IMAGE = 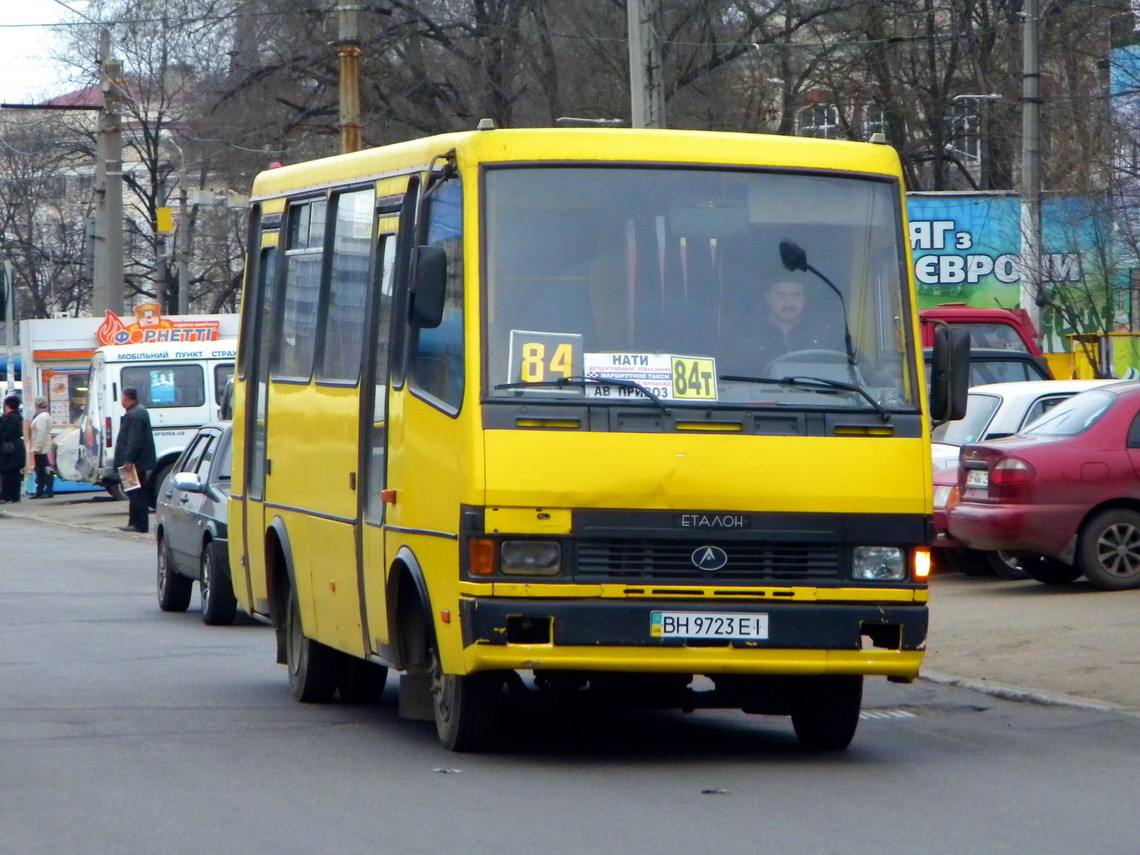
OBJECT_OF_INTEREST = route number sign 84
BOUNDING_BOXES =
[671,357,716,399]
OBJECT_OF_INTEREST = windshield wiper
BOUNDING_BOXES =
[720,374,890,422]
[495,375,669,410]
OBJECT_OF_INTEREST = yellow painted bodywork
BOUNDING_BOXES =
[466,647,923,680]
[482,582,927,604]
[483,431,930,514]
[485,506,573,535]
[231,127,930,684]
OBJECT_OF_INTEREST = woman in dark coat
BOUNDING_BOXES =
[0,395,26,503]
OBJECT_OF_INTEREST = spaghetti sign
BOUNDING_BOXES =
[96,303,220,346]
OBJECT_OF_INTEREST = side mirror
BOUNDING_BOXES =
[930,325,970,423]
[172,471,205,494]
[409,245,447,329]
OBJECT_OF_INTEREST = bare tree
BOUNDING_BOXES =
[0,114,93,319]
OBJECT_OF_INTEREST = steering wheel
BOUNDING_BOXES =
[768,349,850,368]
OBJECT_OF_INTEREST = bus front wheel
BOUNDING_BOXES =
[787,675,863,751]
[429,643,503,752]
[285,587,338,703]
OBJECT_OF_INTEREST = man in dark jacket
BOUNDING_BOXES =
[753,277,833,372]
[113,386,156,533]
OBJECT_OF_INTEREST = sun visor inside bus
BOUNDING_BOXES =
[746,176,894,226]
[667,202,749,241]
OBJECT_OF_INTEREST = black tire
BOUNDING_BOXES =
[943,548,994,576]
[285,586,339,703]
[200,541,238,626]
[788,675,863,751]
[985,551,1031,581]
[156,536,193,612]
[336,655,389,704]
[1077,508,1140,591]
[149,461,173,510]
[105,482,126,500]
[1021,555,1082,585]
[429,642,503,752]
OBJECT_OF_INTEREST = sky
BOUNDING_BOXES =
[0,0,90,105]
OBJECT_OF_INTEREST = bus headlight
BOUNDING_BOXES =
[852,546,906,581]
[500,541,562,576]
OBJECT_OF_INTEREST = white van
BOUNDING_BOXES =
[56,340,237,498]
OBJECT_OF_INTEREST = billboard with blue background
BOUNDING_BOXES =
[906,193,1129,352]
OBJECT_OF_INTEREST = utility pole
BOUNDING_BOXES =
[177,186,190,314]
[336,2,363,153]
[96,30,125,316]
[627,0,665,129]
[1020,0,1043,336]
[2,260,14,398]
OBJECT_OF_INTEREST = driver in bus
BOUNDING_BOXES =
[754,276,831,372]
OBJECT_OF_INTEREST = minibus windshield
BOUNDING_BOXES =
[483,165,917,411]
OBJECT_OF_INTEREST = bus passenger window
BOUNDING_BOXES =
[410,180,464,409]
[318,188,374,383]
[274,198,326,380]
[364,233,396,525]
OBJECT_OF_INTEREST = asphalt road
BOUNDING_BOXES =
[1,510,1139,854]
[10,490,1140,713]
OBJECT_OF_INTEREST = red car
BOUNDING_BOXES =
[947,381,1140,590]
[932,466,1026,579]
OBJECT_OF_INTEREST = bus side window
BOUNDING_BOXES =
[317,187,374,383]
[274,198,326,380]
[249,235,281,501]
[363,232,396,525]
[409,180,464,410]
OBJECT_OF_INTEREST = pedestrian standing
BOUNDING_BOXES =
[0,394,26,504]
[28,397,54,499]
[113,386,156,533]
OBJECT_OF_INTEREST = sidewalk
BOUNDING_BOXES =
[4,493,1139,715]
[923,573,1140,714]
[1,491,151,537]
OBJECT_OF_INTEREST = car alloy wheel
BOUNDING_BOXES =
[1079,509,1140,591]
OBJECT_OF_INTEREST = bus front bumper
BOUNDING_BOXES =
[459,597,926,680]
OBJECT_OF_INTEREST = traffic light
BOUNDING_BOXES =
[0,260,8,319]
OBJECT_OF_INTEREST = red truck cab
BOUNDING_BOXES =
[919,304,1044,357]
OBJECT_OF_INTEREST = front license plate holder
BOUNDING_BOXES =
[650,610,769,640]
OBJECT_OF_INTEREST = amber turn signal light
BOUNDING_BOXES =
[913,546,931,579]
[469,538,496,576]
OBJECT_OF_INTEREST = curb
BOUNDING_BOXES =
[0,507,149,539]
[920,669,1139,719]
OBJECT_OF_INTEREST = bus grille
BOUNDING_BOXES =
[575,540,842,582]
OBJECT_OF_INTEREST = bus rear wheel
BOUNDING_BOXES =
[285,587,338,703]
[429,643,503,752]
[787,675,863,751]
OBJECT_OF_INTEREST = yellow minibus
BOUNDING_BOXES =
[231,126,963,751]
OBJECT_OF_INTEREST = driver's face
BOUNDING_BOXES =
[767,280,806,325]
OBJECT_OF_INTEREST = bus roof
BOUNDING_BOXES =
[94,339,238,363]
[250,127,904,201]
